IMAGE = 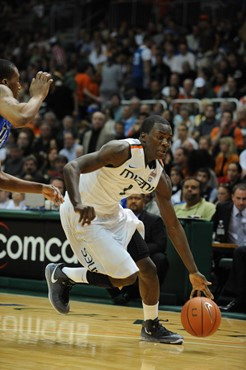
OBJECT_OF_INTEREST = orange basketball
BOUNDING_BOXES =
[181,297,221,337]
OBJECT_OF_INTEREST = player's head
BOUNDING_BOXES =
[139,115,172,162]
[0,59,21,98]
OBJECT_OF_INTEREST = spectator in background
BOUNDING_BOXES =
[173,147,190,178]
[74,62,101,119]
[107,93,123,123]
[196,167,218,203]
[82,111,115,154]
[21,155,47,183]
[216,184,232,204]
[59,132,82,162]
[214,137,239,183]
[0,189,11,209]
[121,105,137,138]
[172,41,195,74]
[108,194,168,305]
[212,183,246,313]
[225,162,245,187]
[211,110,244,154]
[174,177,215,221]
[131,35,152,99]
[3,145,23,177]
[170,166,184,205]
[7,192,26,210]
[171,123,198,154]
[100,55,123,106]
[196,104,219,137]
[16,128,34,158]
[193,77,215,99]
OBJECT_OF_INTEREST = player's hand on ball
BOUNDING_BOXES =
[74,204,96,225]
[189,272,214,300]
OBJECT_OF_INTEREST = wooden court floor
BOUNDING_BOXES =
[0,293,245,370]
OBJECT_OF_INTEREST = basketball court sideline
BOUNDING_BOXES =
[0,293,245,370]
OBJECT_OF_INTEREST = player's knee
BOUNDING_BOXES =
[138,257,157,278]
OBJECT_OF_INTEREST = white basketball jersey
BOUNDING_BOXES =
[69,138,163,216]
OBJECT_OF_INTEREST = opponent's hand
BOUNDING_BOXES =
[74,204,96,225]
[189,272,214,299]
[42,184,64,206]
[29,71,53,100]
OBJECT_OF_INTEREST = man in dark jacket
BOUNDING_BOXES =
[109,193,168,304]
[212,183,246,312]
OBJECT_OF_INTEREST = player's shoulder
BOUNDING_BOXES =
[0,84,13,98]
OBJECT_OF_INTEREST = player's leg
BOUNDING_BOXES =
[45,224,139,314]
[127,230,183,344]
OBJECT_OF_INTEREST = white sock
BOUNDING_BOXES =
[142,302,159,321]
[62,267,88,283]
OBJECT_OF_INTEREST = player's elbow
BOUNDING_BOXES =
[12,114,31,127]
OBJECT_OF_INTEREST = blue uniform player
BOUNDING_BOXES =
[0,59,63,205]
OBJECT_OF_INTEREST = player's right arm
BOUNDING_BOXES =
[0,72,53,127]
[63,140,131,225]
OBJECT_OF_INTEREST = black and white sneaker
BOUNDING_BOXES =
[141,318,183,344]
[45,263,74,314]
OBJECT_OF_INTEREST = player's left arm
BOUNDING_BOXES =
[155,171,213,299]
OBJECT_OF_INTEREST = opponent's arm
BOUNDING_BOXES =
[0,72,53,127]
[0,170,63,205]
[155,171,213,299]
[63,140,131,225]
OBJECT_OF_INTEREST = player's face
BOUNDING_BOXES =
[7,67,21,99]
[143,123,172,161]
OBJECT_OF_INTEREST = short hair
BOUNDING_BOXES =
[182,177,203,194]
[228,161,242,174]
[197,167,211,180]
[140,115,170,134]
[0,59,16,80]
[232,183,246,194]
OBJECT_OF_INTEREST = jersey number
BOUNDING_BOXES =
[119,185,133,196]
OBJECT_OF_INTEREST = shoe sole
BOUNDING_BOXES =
[45,264,70,315]
[140,335,184,345]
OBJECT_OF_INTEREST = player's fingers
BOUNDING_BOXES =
[36,71,43,79]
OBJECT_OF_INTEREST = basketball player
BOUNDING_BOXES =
[0,59,63,205]
[46,115,213,344]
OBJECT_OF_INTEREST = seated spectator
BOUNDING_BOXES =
[173,147,190,178]
[0,190,11,209]
[48,155,68,179]
[127,112,149,138]
[196,104,219,138]
[196,167,218,202]
[173,106,194,137]
[107,93,123,122]
[171,123,198,154]
[193,77,216,99]
[7,192,26,210]
[82,111,115,154]
[216,184,232,204]
[198,135,213,154]
[170,166,184,204]
[214,137,239,183]
[174,178,216,220]
[59,132,82,162]
[219,246,246,313]
[3,145,24,177]
[223,162,245,188]
[212,183,246,312]
[16,128,34,158]
[21,155,47,183]
[108,194,168,304]
[211,110,244,155]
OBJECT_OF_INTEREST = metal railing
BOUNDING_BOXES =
[121,99,167,110]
